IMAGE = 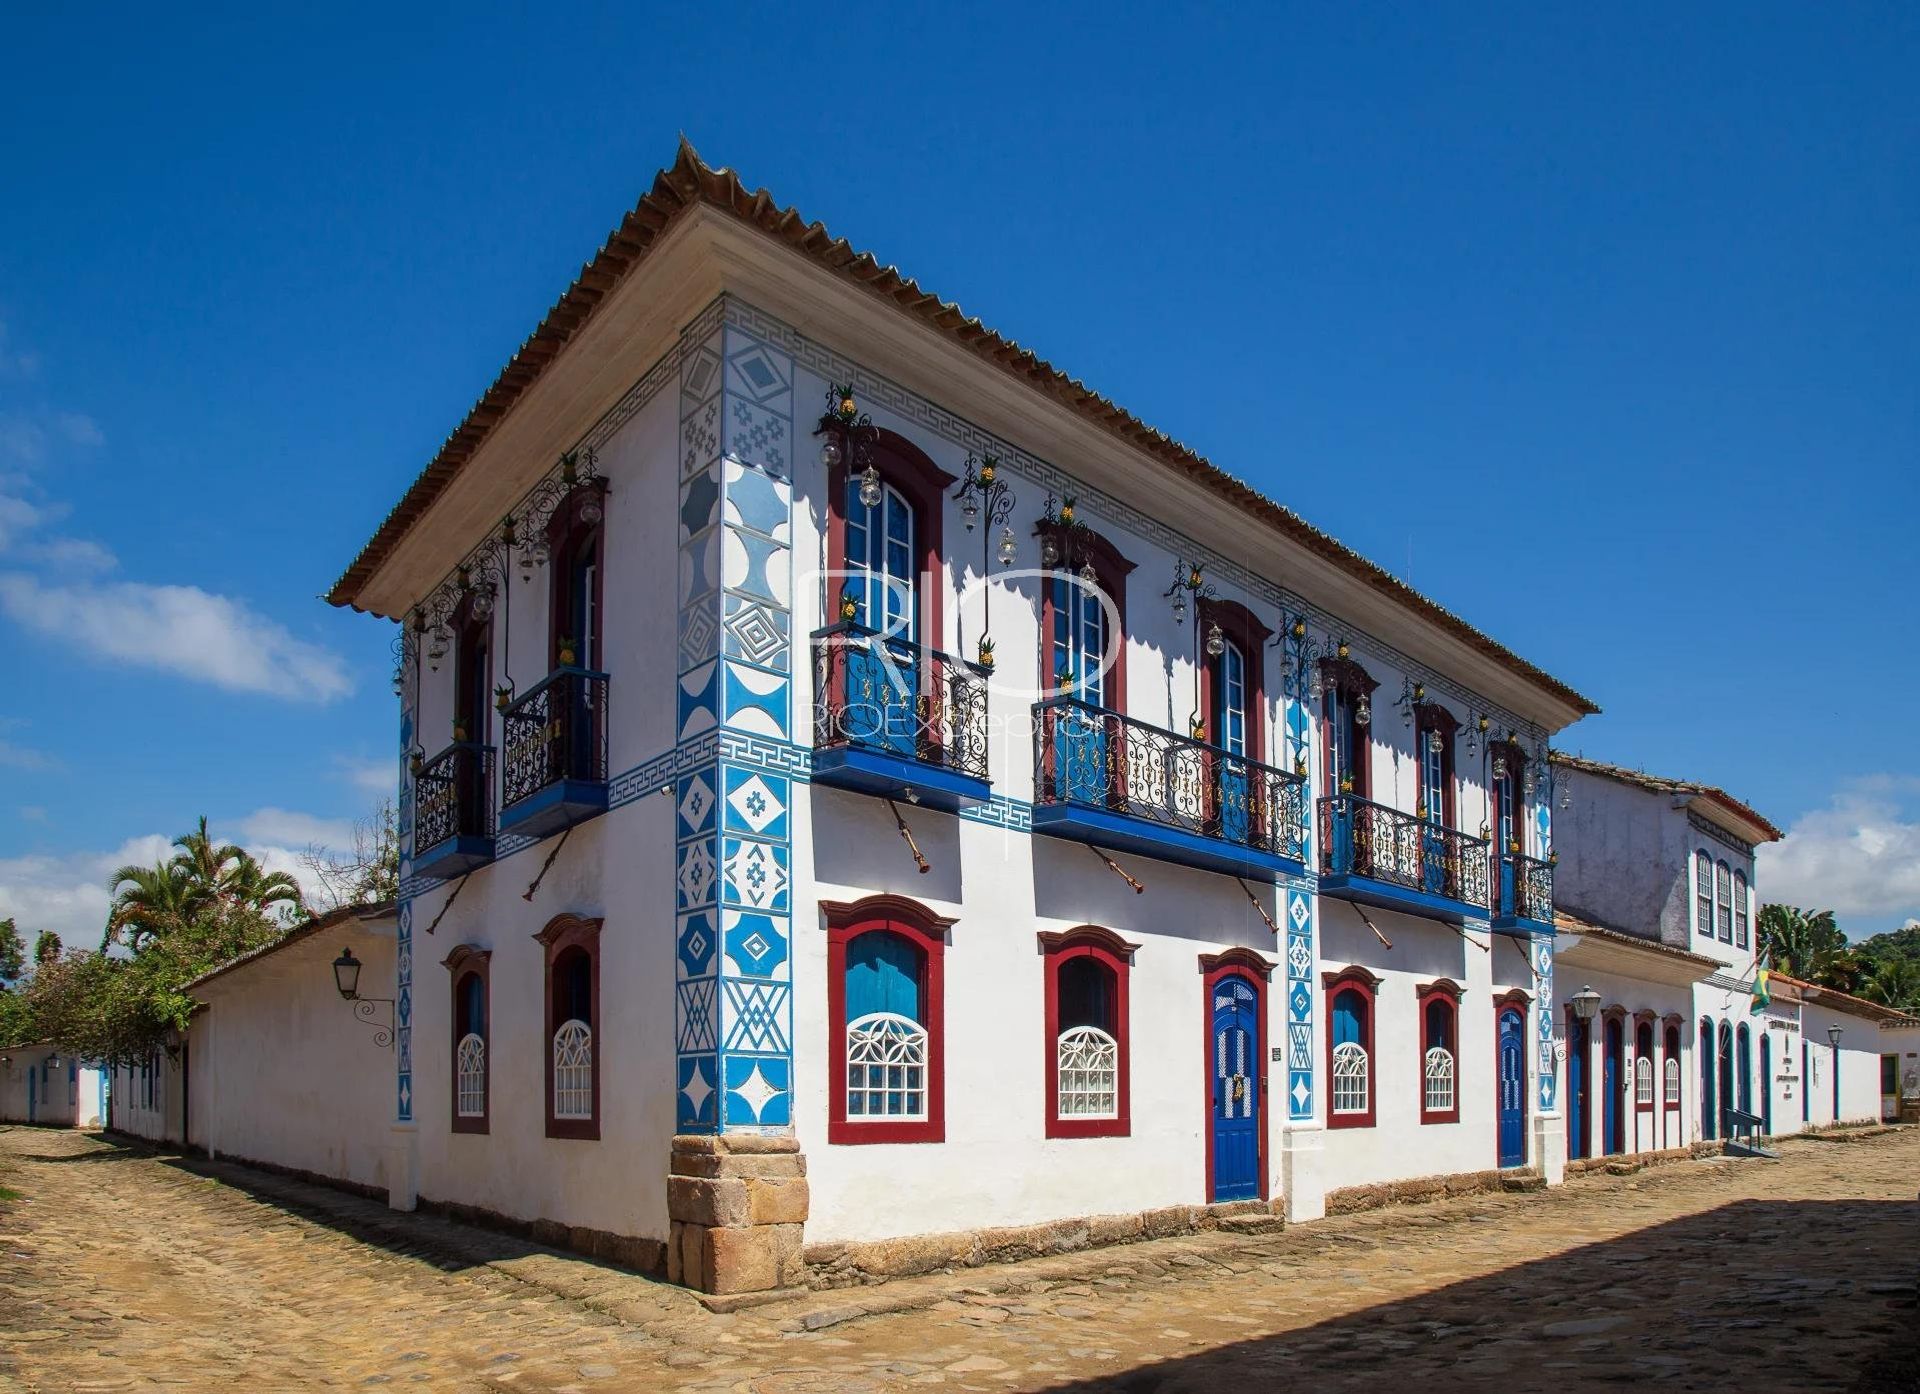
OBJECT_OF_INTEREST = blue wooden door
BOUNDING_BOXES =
[1601,1018,1622,1155]
[1717,1024,1734,1137]
[1736,1026,1752,1116]
[1214,639,1251,844]
[1759,1033,1772,1134]
[1801,1040,1810,1123]
[843,478,920,755]
[1052,574,1109,804]
[1566,1020,1588,1160]
[1210,975,1260,1201]
[1497,1007,1526,1167]
[1700,1022,1717,1139]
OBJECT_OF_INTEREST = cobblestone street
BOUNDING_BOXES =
[1,1126,1916,1393]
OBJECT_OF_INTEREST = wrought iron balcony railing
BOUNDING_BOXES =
[1318,794,1490,909]
[501,665,609,811]
[414,741,494,852]
[811,624,989,785]
[1033,698,1307,863]
[1494,851,1554,925]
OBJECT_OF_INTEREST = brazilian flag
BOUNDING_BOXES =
[1749,968,1771,1013]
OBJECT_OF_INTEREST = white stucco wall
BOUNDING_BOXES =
[186,916,398,1192]
[0,1048,97,1126]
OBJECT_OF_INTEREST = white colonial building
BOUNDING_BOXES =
[0,1041,102,1128]
[323,141,1606,1297]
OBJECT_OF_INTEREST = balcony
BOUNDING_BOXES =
[1491,851,1555,936]
[1317,794,1490,924]
[412,741,495,880]
[498,666,609,839]
[809,624,990,812]
[1031,698,1307,878]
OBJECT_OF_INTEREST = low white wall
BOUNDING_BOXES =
[188,918,397,1194]
[1799,1001,1894,1128]
[0,1048,86,1125]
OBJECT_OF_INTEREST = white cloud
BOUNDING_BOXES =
[235,807,355,851]
[333,755,398,797]
[0,834,174,946]
[1758,777,1920,921]
[0,573,353,703]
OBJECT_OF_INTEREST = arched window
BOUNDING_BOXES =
[1040,927,1135,1138]
[1040,524,1134,711]
[1695,851,1713,940]
[547,482,606,675]
[1728,856,1743,944]
[535,915,601,1139]
[1325,968,1378,1128]
[1732,870,1750,949]
[1635,1021,1655,1109]
[1664,1023,1682,1106]
[1417,979,1462,1124]
[1491,742,1527,858]
[826,895,951,1144]
[1414,705,1459,829]
[825,427,953,649]
[443,944,491,1134]
[1318,657,1377,799]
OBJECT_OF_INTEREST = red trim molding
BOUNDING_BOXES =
[534,914,602,1140]
[1324,965,1378,1130]
[825,895,952,1145]
[823,426,955,649]
[442,945,492,1136]
[1196,597,1272,757]
[1201,954,1270,1203]
[1037,523,1135,713]
[1416,977,1463,1125]
[1413,701,1459,827]
[1040,927,1135,1139]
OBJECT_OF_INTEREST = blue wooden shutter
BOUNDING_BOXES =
[846,931,923,1023]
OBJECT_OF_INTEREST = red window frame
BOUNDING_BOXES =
[1200,946,1275,1203]
[534,914,601,1141]
[1037,522,1135,712]
[1416,977,1464,1125]
[1662,1016,1684,1148]
[1413,703,1459,828]
[452,587,493,749]
[823,894,953,1145]
[546,481,608,673]
[1196,598,1271,756]
[1634,1013,1657,1115]
[822,426,955,647]
[1323,964,1381,1130]
[1318,657,1378,799]
[1491,741,1527,857]
[1039,926,1138,1139]
[443,944,492,1136]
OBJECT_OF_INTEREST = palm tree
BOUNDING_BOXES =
[171,816,249,909]
[103,861,194,952]
[1860,957,1920,1015]
[223,858,304,920]
[1758,905,1841,977]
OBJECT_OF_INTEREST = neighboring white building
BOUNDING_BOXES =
[1777,977,1920,1128]
[107,902,397,1192]
[325,141,1598,1298]
[0,1042,103,1128]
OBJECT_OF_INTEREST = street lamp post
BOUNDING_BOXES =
[330,946,395,1049]
[1827,1023,1843,1122]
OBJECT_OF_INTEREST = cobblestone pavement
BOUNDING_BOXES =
[2,1126,1916,1393]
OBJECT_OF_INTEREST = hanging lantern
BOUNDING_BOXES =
[470,585,495,621]
[1355,694,1371,727]
[1427,728,1444,754]
[1308,666,1325,702]
[996,526,1017,567]
[1040,533,1060,568]
[578,493,604,527]
[961,491,980,532]
[1206,622,1225,657]
[1171,590,1188,624]
[1078,559,1097,587]
[1291,617,1307,641]
[427,622,451,670]
[1523,764,1538,795]
[819,433,842,469]
[858,464,882,510]
[1493,753,1509,781]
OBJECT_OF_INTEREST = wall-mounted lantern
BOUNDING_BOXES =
[330,946,395,1049]
[1569,984,1603,1023]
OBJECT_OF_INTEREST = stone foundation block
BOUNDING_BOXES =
[667,1134,809,1298]
[746,1176,810,1226]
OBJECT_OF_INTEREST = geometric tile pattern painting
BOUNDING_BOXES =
[1533,933,1556,1113]
[1284,885,1314,1120]
[394,703,416,1123]
[675,310,796,1132]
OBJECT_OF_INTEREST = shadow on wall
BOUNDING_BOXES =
[1027,1197,1920,1394]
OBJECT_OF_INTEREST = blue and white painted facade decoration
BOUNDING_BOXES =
[675,312,797,1133]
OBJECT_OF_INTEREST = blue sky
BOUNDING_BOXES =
[2,4,1915,942]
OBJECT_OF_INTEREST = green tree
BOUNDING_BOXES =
[32,931,60,966]
[104,861,195,952]
[1859,956,1920,1015]
[1757,905,1846,979]
[0,918,24,983]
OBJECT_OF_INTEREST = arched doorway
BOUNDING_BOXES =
[1717,1022,1735,1137]
[1566,1009,1590,1161]
[1759,1031,1773,1134]
[1699,1019,1716,1140]
[1602,1014,1625,1156]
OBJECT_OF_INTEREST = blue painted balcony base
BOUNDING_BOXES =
[412,833,495,881]
[1490,912,1556,938]
[1318,871,1483,926]
[811,745,990,814]
[1032,802,1307,880]
[498,779,609,839]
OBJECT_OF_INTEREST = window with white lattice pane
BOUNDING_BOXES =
[845,1012,927,1120]
[1664,1054,1681,1105]
[1635,1054,1654,1105]
[552,1020,593,1120]
[1333,1041,1369,1115]
[1715,860,1733,942]
[1056,1026,1119,1119]
[1695,850,1713,938]
[457,1034,486,1118]
[1424,1046,1455,1114]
